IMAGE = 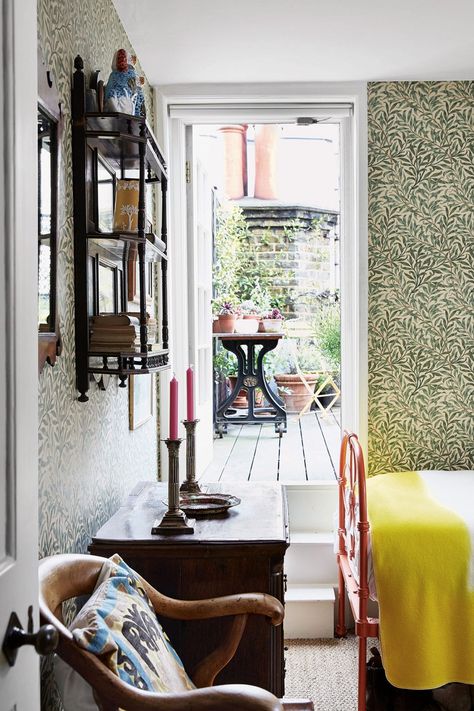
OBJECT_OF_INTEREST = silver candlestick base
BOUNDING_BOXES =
[180,419,202,494]
[152,439,194,534]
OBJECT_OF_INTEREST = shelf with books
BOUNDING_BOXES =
[88,349,169,381]
[87,314,168,381]
[72,55,170,401]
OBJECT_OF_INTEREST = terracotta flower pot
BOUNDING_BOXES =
[214,314,236,333]
[274,373,319,413]
[228,376,264,408]
[228,376,249,408]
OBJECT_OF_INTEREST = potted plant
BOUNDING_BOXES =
[261,307,284,333]
[234,299,260,334]
[265,340,324,413]
[212,300,236,334]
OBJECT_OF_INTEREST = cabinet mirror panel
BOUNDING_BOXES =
[38,108,56,330]
[97,157,115,233]
[38,50,62,372]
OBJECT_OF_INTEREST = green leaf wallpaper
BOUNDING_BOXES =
[368,82,474,476]
[37,1,158,707]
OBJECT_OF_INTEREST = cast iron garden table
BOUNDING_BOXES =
[214,332,287,436]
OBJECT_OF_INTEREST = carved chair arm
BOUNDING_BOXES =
[99,684,284,711]
[143,582,284,626]
[191,614,248,688]
[142,584,284,686]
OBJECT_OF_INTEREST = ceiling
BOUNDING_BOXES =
[113,0,474,87]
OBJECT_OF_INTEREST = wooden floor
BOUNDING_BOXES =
[202,408,341,483]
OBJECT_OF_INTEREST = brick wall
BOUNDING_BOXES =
[239,203,339,318]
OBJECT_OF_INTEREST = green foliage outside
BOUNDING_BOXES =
[213,348,238,378]
[213,204,340,381]
[312,300,341,371]
[213,204,285,312]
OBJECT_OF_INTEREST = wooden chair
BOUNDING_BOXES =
[39,554,313,711]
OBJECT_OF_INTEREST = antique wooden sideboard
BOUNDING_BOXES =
[89,481,289,697]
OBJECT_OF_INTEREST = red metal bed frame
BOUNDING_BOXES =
[336,432,379,711]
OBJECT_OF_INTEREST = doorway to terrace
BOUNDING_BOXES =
[167,96,365,484]
[190,120,341,482]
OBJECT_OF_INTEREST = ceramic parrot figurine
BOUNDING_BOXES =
[104,48,138,114]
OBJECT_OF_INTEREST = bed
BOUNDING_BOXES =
[336,432,474,711]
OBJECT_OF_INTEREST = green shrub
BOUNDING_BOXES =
[213,204,284,310]
[313,304,340,370]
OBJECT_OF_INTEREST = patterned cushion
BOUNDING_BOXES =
[71,555,195,694]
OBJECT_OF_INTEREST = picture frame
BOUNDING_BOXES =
[129,374,154,430]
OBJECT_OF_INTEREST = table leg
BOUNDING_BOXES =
[215,338,287,435]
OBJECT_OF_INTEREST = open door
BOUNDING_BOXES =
[0,2,44,708]
[186,126,214,475]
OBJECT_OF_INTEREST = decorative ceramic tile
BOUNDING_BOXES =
[368,82,474,475]
[37,2,158,706]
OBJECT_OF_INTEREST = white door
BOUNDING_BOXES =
[186,127,214,474]
[0,1,42,708]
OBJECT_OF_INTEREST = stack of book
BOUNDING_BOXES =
[126,312,158,345]
[89,313,158,352]
[89,314,140,352]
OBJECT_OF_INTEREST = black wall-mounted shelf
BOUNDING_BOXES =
[71,55,170,402]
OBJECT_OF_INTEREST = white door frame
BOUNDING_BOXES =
[185,126,214,473]
[159,83,368,474]
[0,0,40,706]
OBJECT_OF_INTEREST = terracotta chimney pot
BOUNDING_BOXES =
[219,125,248,200]
[254,125,279,200]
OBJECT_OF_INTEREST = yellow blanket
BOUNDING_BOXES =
[367,471,474,689]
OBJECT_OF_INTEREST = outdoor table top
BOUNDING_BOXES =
[213,332,284,340]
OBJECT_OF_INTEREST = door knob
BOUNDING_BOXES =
[2,606,58,667]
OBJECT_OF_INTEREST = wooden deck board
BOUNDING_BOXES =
[218,425,262,482]
[277,417,307,482]
[200,425,242,482]
[249,424,280,481]
[300,413,336,481]
[203,409,340,483]
[316,413,340,477]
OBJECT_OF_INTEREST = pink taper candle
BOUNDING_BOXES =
[169,376,179,440]
[186,366,195,421]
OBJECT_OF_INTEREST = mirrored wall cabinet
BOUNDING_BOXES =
[71,56,170,402]
[38,50,62,372]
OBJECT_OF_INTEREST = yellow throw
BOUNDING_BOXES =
[367,471,474,689]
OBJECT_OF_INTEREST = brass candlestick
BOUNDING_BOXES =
[152,439,194,534]
[180,419,202,494]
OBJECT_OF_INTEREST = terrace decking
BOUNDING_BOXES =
[202,408,341,483]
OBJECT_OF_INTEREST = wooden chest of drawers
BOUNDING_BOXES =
[89,481,289,697]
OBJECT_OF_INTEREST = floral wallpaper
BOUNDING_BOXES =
[368,81,474,476]
[37,0,158,706]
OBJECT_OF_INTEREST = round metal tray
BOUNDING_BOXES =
[179,493,241,517]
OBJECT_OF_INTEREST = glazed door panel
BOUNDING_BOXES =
[186,126,213,474]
